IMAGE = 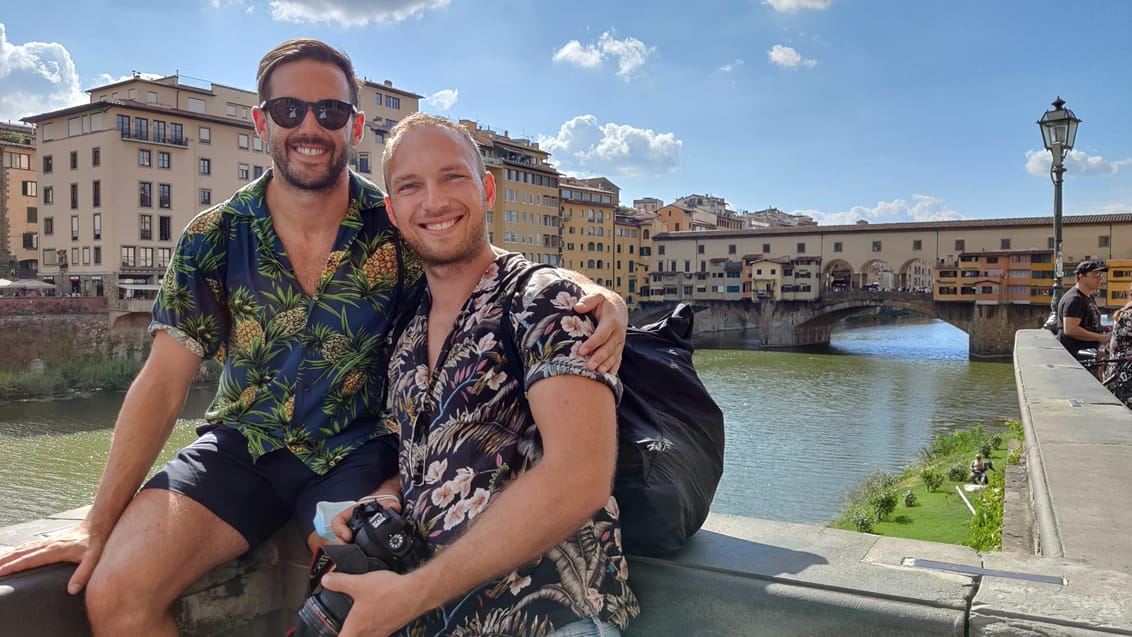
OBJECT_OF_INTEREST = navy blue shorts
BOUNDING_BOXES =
[142,424,398,547]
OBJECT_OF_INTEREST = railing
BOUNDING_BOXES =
[118,129,188,147]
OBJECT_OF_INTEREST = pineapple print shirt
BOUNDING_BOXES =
[387,253,638,636]
[150,170,422,474]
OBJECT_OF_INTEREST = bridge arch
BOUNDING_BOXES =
[859,258,896,291]
[823,259,855,292]
[898,257,936,293]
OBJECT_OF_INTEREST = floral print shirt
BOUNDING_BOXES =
[387,253,638,636]
[150,169,422,474]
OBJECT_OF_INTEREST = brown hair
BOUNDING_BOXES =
[382,113,485,187]
[256,38,360,106]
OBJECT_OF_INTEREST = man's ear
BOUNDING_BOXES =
[483,171,497,208]
[384,196,399,228]
[351,111,365,146]
[252,107,269,139]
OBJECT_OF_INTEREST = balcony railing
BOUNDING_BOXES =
[119,129,188,147]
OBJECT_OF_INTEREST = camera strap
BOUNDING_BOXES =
[305,544,387,595]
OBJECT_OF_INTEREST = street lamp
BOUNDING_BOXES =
[1038,96,1081,320]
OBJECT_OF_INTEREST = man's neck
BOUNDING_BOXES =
[425,247,500,316]
[265,171,351,232]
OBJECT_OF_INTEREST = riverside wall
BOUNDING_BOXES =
[0,299,151,370]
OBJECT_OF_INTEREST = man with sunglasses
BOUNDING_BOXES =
[0,38,626,637]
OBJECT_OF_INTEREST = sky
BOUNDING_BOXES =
[1,0,1130,225]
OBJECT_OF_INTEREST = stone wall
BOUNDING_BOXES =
[0,301,152,371]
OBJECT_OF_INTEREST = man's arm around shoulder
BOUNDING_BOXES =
[0,331,202,593]
[322,374,618,637]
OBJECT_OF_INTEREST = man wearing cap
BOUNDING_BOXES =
[1057,260,1110,357]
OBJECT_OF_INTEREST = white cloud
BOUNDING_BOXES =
[795,195,963,226]
[539,114,682,178]
[423,88,458,111]
[267,0,450,26]
[0,23,86,122]
[209,0,256,13]
[764,0,832,12]
[95,71,165,86]
[719,59,745,73]
[552,30,655,79]
[1024,148,1130,177]
[768,44,817,69]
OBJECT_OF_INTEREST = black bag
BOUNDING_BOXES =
[500,265,725,556]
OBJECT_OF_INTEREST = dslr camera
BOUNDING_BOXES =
[291,500,429,637]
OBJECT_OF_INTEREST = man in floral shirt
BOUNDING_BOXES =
[322,113,638,636]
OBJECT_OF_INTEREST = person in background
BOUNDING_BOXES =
[1057,260,1110,358]
[1104,280,1132,406]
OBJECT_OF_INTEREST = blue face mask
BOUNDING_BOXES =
[312,500,358,542]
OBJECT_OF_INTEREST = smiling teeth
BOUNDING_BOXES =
[425,219,457,231]
[296,147,324,156]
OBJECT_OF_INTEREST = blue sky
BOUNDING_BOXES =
[1,0,1129,224]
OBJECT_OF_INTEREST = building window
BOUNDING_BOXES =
[226,104,237,117]
[139,182,152,207]
[70,183,79,209]
[797,242,806,254]
[116,115,129,137]
[872,241,882,252]
[138,149,151,166]
[92,180,101,208]
[912,239,922,251]
[159,215,172,241]
[199,126,211,144]
[199,158,211,175]
[44,186,53,205]
[157,248,171,267]
[26,206,36,222]
[200,188,211,205]
[42,155,53,173]
[187,97,206,113]
[238,134,250,150]
[82,247,91,265]
[658,245,665,255]
[139,214,152,241]
[1000,238,1011,250]
[94,246,101,265]
[91,147,100,167]
[170,123,183,145]
[358,152,371,173]
[955,239,965,251]
[386,95,401,109]
[833,241,843,252]
[253,137,263,152]
[134,117,148,141]
[154,120,166,144]
[21,180,37,197]
[158,151,170,169]
[253,165,264,179]
[698,245,705,254]
[728,244,736,255]
[70,151,78,170]
[238,163,249,180]
[158,184,171,208]
[93,213,101,240]
[762,243,771,254]
[121,246,135,267]
[1099,235,1111,248]
[71,215,79,240]
[147,90,158,104]
[44,217,54,235]
[375,92,383,105]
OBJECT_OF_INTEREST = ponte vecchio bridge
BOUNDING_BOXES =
[638,213,1132,356]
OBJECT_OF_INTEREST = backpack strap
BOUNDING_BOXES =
[498,262,555,383]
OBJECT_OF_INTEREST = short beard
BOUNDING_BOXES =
[270,134,349,193]
[404,218,488,269]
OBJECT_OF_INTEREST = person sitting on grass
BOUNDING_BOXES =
[969,454,994,485]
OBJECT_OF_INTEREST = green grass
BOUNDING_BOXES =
[830,422,1022,549]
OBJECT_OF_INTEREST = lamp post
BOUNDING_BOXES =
[1038,97,1081,317]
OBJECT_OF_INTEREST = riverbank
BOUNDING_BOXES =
[0,359,219,401]
[830,422,1022,549]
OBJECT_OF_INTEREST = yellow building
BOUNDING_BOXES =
[0,123,38,279]
[613,208,658,308]
[23,72,418,297]
[560,177,618,287]
[464,121,560,266]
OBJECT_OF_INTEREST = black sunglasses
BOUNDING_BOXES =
[260,97,357,130]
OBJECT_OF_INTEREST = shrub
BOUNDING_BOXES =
[948,463,968,482]
[851,509,874,533]
[991,434,1003,450]
[979,442,993,458]
[870,490,898,521]
[903,489,918,507]
[1007,442,1023,465]
[921,468,945,492]
[964,469,1006,551]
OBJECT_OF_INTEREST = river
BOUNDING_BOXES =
[0,319,1019,528]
